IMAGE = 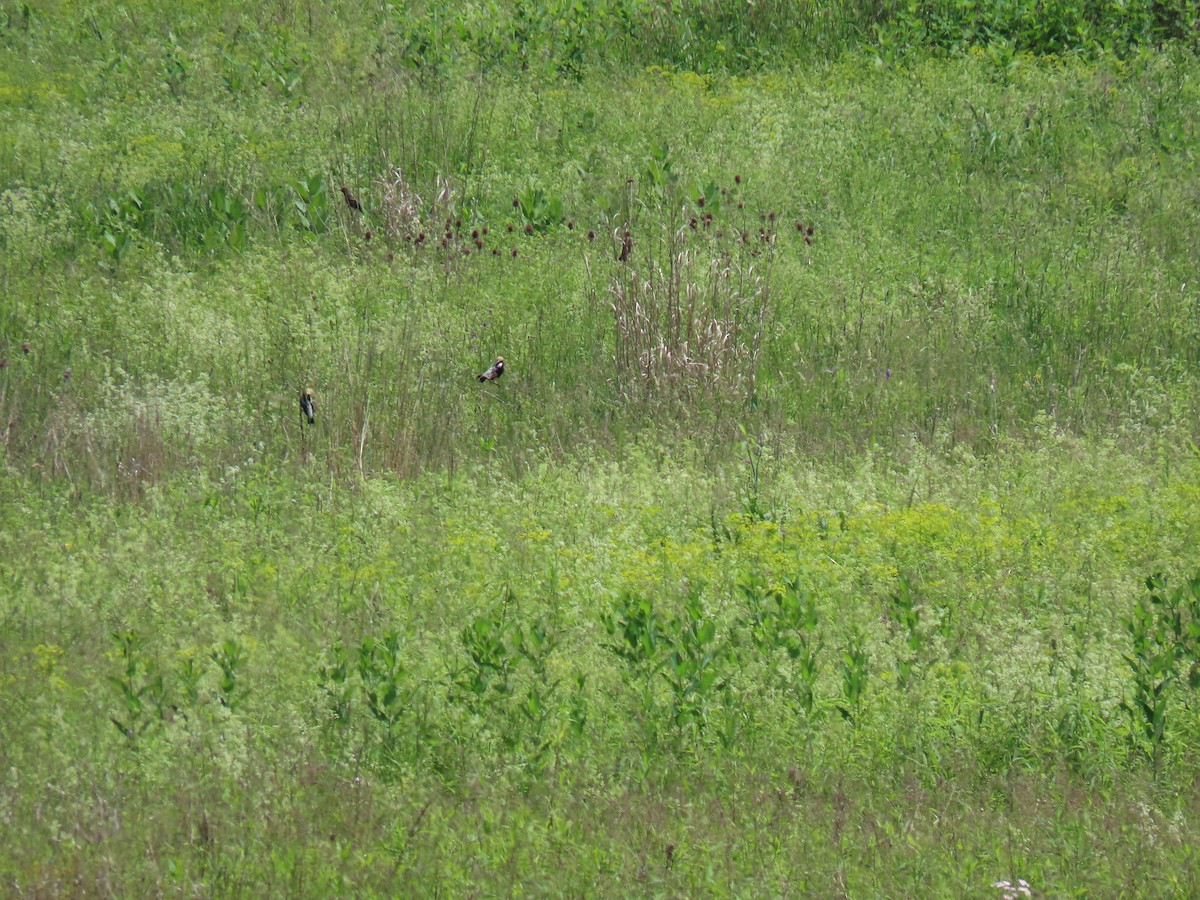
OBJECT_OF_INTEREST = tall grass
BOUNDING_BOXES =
[3,2,1200,894]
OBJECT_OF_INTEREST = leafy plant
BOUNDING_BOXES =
[291,174,330,234]
[837,631,869,726]
[211,638,249,712]
[515,185,564,233]
[1123,573,1200,777]
[108,630,170,743]
[740,571,823,718]
[888,573,925,689]
[356,633,418,728]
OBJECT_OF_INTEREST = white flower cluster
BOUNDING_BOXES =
[992,878,1032,899]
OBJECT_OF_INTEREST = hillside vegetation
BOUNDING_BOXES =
[2,1,1200,894]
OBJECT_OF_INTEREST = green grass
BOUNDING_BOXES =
[3,1,1200,894]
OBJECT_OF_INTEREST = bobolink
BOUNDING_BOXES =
[477,357,505,383]
[301,388,316,424]
[339,186,362,212]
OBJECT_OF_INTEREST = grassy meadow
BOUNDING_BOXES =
[3,1,1200,894]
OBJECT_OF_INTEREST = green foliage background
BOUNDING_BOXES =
[2,0,1200,894]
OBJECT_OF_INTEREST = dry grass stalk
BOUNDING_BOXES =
[610,247,767,403]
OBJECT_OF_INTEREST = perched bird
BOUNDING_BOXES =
[339,186,362,212]
[618,230,633,262]
[477,357,505,383]
[301,388,315,424]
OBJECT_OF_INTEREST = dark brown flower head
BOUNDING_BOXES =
[768,211,776,221]
[364,230,372,241]
[387,251,394,262]
[697,196,706,207]
[482,226,489,235]
[492,247,500,255]
[737,201,744,209]
[587,230,596,241]
[689,218,697,229]
[475,239,483,249]
[63,368,72,380]
[524,223,533,235]
[804,236,812,245]
[471,229,479,240]
[513,197,520,208]
[455,219,462,229]
[796,220,805,231]
[567,220,574,230]
[21,342,30,354]
[807,224,814,236]
[507,224,514,233]
[734,174,742,184]
[445,218,453,228]
[511,248,518,257]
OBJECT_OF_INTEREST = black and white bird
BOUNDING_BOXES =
[301,388,316,424]
[477,357,505,383]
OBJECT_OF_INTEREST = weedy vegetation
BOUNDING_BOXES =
[2,0,1200,894]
